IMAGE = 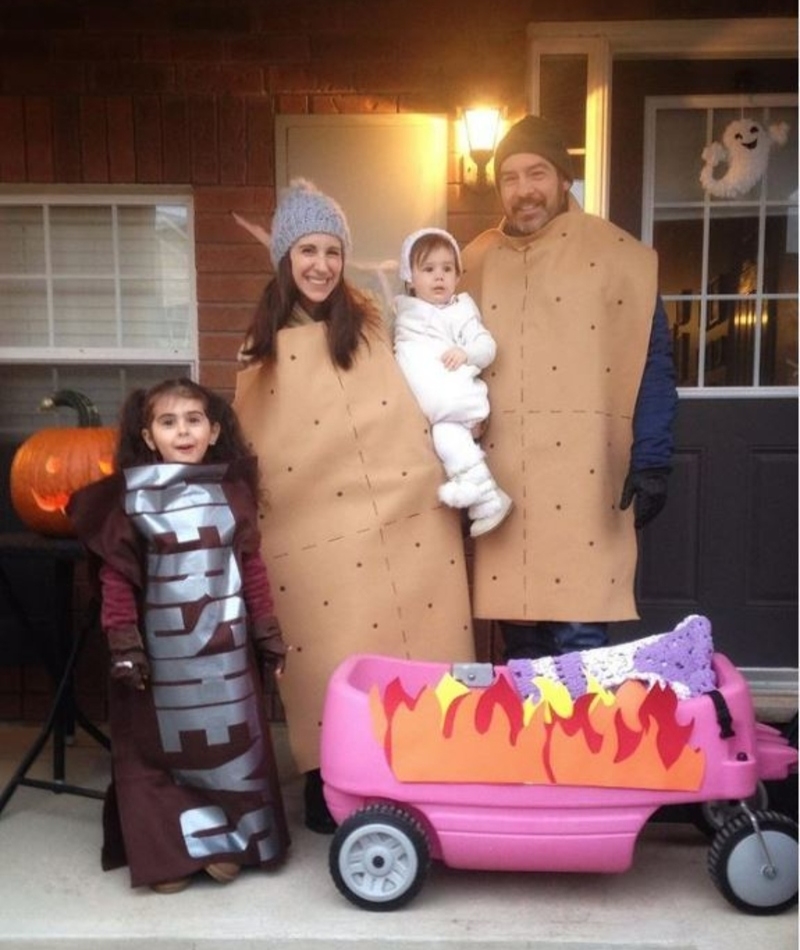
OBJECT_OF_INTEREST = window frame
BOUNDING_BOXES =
[641,93,798,399]
[0,185,198,371]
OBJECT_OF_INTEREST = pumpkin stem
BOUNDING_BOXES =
[40,389,102,428]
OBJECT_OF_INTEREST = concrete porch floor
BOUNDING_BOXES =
[0,720,796,950]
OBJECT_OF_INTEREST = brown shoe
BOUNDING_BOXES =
[150,877,191,894]
[205,861,240,883]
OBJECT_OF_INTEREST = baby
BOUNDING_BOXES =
[393,227,512,537]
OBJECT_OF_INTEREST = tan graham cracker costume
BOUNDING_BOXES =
[233,322,475,773]
[460,209,658,623]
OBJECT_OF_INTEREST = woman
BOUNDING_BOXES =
[233,180,475,832]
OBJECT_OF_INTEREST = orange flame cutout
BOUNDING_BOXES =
[369,673,705,791]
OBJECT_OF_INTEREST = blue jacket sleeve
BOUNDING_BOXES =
[631,297,678,471]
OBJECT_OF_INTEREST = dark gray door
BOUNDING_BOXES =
[609,59,798,667]
[615,398,797,667]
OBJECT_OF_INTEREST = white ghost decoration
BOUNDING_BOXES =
[700,118,789,199]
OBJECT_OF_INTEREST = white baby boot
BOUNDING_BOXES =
[439,462,513,537]
[438,477,483,508]
[469,488,513,537]
[459,462,513,537]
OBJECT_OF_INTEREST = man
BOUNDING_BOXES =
[460,114,678,661]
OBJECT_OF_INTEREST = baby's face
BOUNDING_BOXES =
[410,246,458,305]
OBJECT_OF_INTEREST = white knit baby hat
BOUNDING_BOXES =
[398,227,462,283]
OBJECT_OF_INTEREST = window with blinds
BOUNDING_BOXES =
[0,191,197,438]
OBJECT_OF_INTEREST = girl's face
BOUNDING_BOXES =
[410,245,458,305]
[141,394,220,464]
[289,232,344,306]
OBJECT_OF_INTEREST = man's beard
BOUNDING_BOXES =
[503,187,570,237]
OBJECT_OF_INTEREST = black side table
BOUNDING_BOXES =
[0,532,109,815]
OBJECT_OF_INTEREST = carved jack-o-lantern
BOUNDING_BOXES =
[10,390,117,537]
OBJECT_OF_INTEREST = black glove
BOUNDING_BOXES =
[619,468,670,529]
[106,624,150,690]
[252,615,288,679]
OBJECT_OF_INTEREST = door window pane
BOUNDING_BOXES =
[761,299,798,386]
[653,217,703,294]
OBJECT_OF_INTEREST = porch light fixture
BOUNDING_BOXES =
[462,106,503,190]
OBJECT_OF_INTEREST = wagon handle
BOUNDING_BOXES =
[706,689,736,739]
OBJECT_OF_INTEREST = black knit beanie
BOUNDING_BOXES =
[493,115,574,184]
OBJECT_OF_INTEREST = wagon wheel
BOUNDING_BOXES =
[693,780,770,839]
[329,803,431,911]
[708,809,798,914]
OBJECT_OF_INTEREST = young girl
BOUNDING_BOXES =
[233,180,475,833]
[393,227,512,537]
[67,378,290,894]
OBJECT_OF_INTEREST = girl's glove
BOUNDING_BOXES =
[106,624,150,690]
[252,615,288,678]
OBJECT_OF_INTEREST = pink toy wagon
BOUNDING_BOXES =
[320,616,798,913]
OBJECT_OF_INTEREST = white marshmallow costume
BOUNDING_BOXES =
[393,275,512,537]
[393,292,494,428]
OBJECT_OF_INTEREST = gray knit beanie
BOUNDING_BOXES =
[269,178,352,266]
[493,115,574,184]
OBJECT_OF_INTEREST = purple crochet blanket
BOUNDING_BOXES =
[507,615,716,704]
